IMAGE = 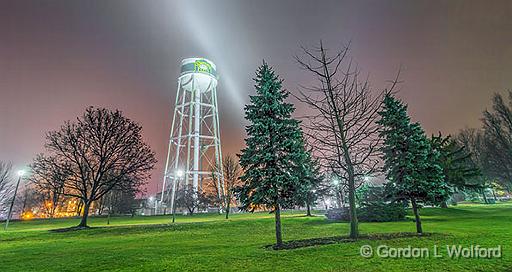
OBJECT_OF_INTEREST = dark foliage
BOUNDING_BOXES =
[430,133,482,191]
[356,185,406,222]
[238,61,308,246]
[175,184,210,215]
[378,94,450,234]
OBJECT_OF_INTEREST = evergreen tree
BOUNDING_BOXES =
[238,61,307,247]
[430,133,482,206]
[378,94,449,234]
[295,147,326,217]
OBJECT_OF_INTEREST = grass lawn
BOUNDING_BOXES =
[0,204,510,271]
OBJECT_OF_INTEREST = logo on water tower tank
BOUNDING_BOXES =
[194,60,213,74]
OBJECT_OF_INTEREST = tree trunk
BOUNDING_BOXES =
[107,203,111,225]
[410,198,423,234]
[50,203,56,219]
[77,200,83,216]
[348,176,358,239]
[492,189,498,201]
[481,189,488,204]
[440,201,448,208]
[335,190,343,208]
[306,202,312,216]
[50,193,58,219]
[225,200,230,219]
[274,204,283,247]
[78,201,91,228]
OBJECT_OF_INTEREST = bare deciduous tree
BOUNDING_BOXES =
[30,158,66,218]
[210,155,242,219]
[175,184,210,215]
[17,185,44,218]
[294,41,398,238]
[0,162,13,218]
[454,128,491,198]
[31,107,157,228]
[480,92,512,191]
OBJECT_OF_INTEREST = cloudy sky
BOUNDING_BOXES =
[1,0,511,193]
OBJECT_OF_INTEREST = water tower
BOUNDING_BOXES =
[161,58,224,212]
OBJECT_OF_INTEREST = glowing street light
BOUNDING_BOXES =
[332,178,340,186]
[4,169,26,230]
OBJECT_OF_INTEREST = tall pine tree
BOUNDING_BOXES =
[378,94,449,234]
[295,146,326,217]
[238,61,307,247]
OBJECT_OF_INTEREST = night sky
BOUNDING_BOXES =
[1,0,511,194]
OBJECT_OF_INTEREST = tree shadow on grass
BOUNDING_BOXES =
[49,226,93,232]
[47,221,218,236]
[267,232,444,250]
[303,219,344,226]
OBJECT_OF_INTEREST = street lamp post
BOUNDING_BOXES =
[4,170,25,230]
[171,169,184,223]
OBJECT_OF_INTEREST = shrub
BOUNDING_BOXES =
[356,185,407,222]
[357,201,407,222]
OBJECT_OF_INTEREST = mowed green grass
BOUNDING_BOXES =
[1,204,511,272]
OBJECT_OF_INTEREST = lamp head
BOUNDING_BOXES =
[332,178,339,186]
[17,170,26,177]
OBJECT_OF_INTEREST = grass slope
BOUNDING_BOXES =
[0,204,510,271]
